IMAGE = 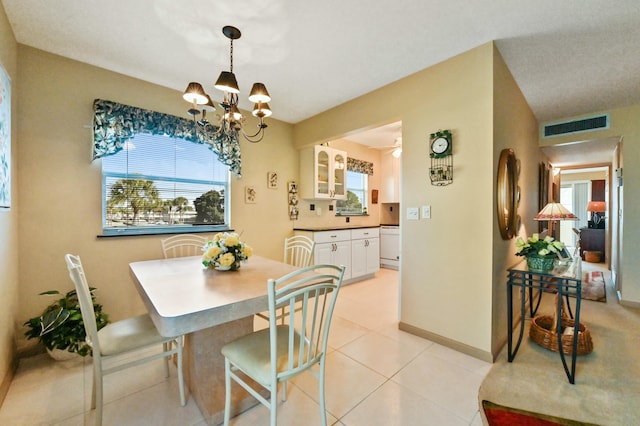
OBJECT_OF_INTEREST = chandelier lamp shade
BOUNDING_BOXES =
[182,26,272,143]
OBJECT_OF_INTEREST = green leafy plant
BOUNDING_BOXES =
[515,233,565,258]
[24,288,109,357]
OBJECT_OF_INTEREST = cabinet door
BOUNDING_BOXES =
[315,147,330,198]
[351,239,367,278]
[314,242,334,265]
[332,151,347,199]
[365,238,380,274]
[334,240,352,279]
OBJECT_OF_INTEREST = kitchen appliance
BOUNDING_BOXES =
[380,225,399,270]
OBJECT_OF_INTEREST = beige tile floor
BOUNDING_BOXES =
[0,268,490,425]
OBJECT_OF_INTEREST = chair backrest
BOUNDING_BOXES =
[283,235,315,268]
[64,254,101,355]
[161,234,209,259]
[267,264,344,383]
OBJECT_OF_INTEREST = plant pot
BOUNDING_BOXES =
[47,348,80,361]
[526,255,555,273]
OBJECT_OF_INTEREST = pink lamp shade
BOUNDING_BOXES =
[534,202,578,221]
[587,201,606,213]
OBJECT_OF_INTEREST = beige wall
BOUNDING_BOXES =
[491,45,542,356]
[539,105,640,304]
[294,42,537,360]
[14,46,298,353]
[0,4,19,400]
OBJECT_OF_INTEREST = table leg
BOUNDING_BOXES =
[184,316,266,425]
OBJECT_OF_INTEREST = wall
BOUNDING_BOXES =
[0,4,19,402]
[15,46,297,353]
[294,42,535,360]
[539,105,640,305]
[491,45,541,356]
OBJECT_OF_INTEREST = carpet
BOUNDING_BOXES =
[482,400,600,426]
[580,271,606,302]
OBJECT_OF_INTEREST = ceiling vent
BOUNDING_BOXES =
[542,114,609,138]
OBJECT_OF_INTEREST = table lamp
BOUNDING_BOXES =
[534,202,578,239]
[587,201,606,228]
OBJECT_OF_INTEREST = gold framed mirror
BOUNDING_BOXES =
[497,149,519,240]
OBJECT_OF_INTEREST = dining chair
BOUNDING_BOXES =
[256,235,316,324]
[222,263,345,426]
[64,254,186,426]
[161,233,209,258]
[572,228,582,257]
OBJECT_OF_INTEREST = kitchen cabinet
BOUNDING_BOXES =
[309,229,352,280]
[351,228,380,278]
[299,145,347,199]
[380,152,400,203]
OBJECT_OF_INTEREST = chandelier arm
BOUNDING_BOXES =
[240,126,266,143]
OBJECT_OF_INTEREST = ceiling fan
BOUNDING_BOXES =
[376,137,402,157]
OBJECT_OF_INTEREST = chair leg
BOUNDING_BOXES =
[224,358,231,426]
[270,380,277,426]
[94,362,103,426]
[163,342,170,377]
[176,337,186,406]
[318,359,327,426]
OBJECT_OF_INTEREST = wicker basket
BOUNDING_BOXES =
[529,295,593,355]
[530,315,593,355]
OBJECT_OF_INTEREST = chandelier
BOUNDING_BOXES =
[182,26,272,143]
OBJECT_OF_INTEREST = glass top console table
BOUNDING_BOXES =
[507,257,583,384]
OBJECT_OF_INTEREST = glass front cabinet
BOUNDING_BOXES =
[300,145,347,199]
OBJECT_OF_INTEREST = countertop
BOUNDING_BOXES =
[293,225,381,232]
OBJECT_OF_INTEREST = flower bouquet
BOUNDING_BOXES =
[515,233,565,272]
[202,232,253,271]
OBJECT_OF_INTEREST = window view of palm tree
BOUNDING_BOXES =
[102,134,229,235]
[336,171,368,215]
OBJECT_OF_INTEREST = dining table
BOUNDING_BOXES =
[129,254,300,425]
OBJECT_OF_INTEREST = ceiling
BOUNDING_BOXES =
[3,1,639,152]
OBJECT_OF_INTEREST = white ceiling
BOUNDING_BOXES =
[3,0,639,152]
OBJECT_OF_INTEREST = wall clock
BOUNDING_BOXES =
[429,129,453,186]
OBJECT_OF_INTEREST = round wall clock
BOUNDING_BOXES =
[431,137,450,155]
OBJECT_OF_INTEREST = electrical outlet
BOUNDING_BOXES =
[310,204,315,211]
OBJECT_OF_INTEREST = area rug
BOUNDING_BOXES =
[482,400,600,426]
[580,271,606,302]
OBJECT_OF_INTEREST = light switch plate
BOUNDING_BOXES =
[422,205,431,219]
[407,207,419,220]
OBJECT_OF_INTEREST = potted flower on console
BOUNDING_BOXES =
[515,233,566,273]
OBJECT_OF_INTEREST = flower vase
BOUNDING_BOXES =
[526,255,555,273]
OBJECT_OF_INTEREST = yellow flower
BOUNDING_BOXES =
[242,244,253,258]
[213,232,224,242]
[219,252,236,267]
[224,235,239,247]
[205,246,221,260]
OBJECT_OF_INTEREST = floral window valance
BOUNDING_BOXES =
[347,157,374,175]
[92,99,243,176]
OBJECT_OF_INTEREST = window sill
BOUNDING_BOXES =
[98,225,232,238]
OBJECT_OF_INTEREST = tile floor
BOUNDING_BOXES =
[0,268,490,425]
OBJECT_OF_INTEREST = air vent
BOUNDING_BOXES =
[543,114,609,138]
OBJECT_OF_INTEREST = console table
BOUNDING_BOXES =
[507,258,583,384]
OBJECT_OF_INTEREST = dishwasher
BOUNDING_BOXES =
[380,225,400,270]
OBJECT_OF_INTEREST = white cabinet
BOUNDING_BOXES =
[380,152,400,203]
[300,145,347,200]
[311,229,352,280]
[351,228,380,278]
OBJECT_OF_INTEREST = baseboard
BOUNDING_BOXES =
[398,321,493,363]
[619,298,640,309]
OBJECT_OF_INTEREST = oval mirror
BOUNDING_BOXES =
[497,149,519,240]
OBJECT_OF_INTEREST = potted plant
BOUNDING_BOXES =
[515,233,566,272]
[24,288,109,359]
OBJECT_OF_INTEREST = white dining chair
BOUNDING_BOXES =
[222,263,345,426]
[256,235,316,324]
[161,233,209,258]
[64,254,186,426]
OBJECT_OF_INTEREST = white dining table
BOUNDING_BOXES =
[129,255,299,425]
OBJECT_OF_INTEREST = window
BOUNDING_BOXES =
[336,170,368,215]
[102,133,230,236]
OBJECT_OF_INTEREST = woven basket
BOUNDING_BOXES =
[529,295,593,355]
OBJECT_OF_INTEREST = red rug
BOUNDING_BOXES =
[581,271,606,302]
